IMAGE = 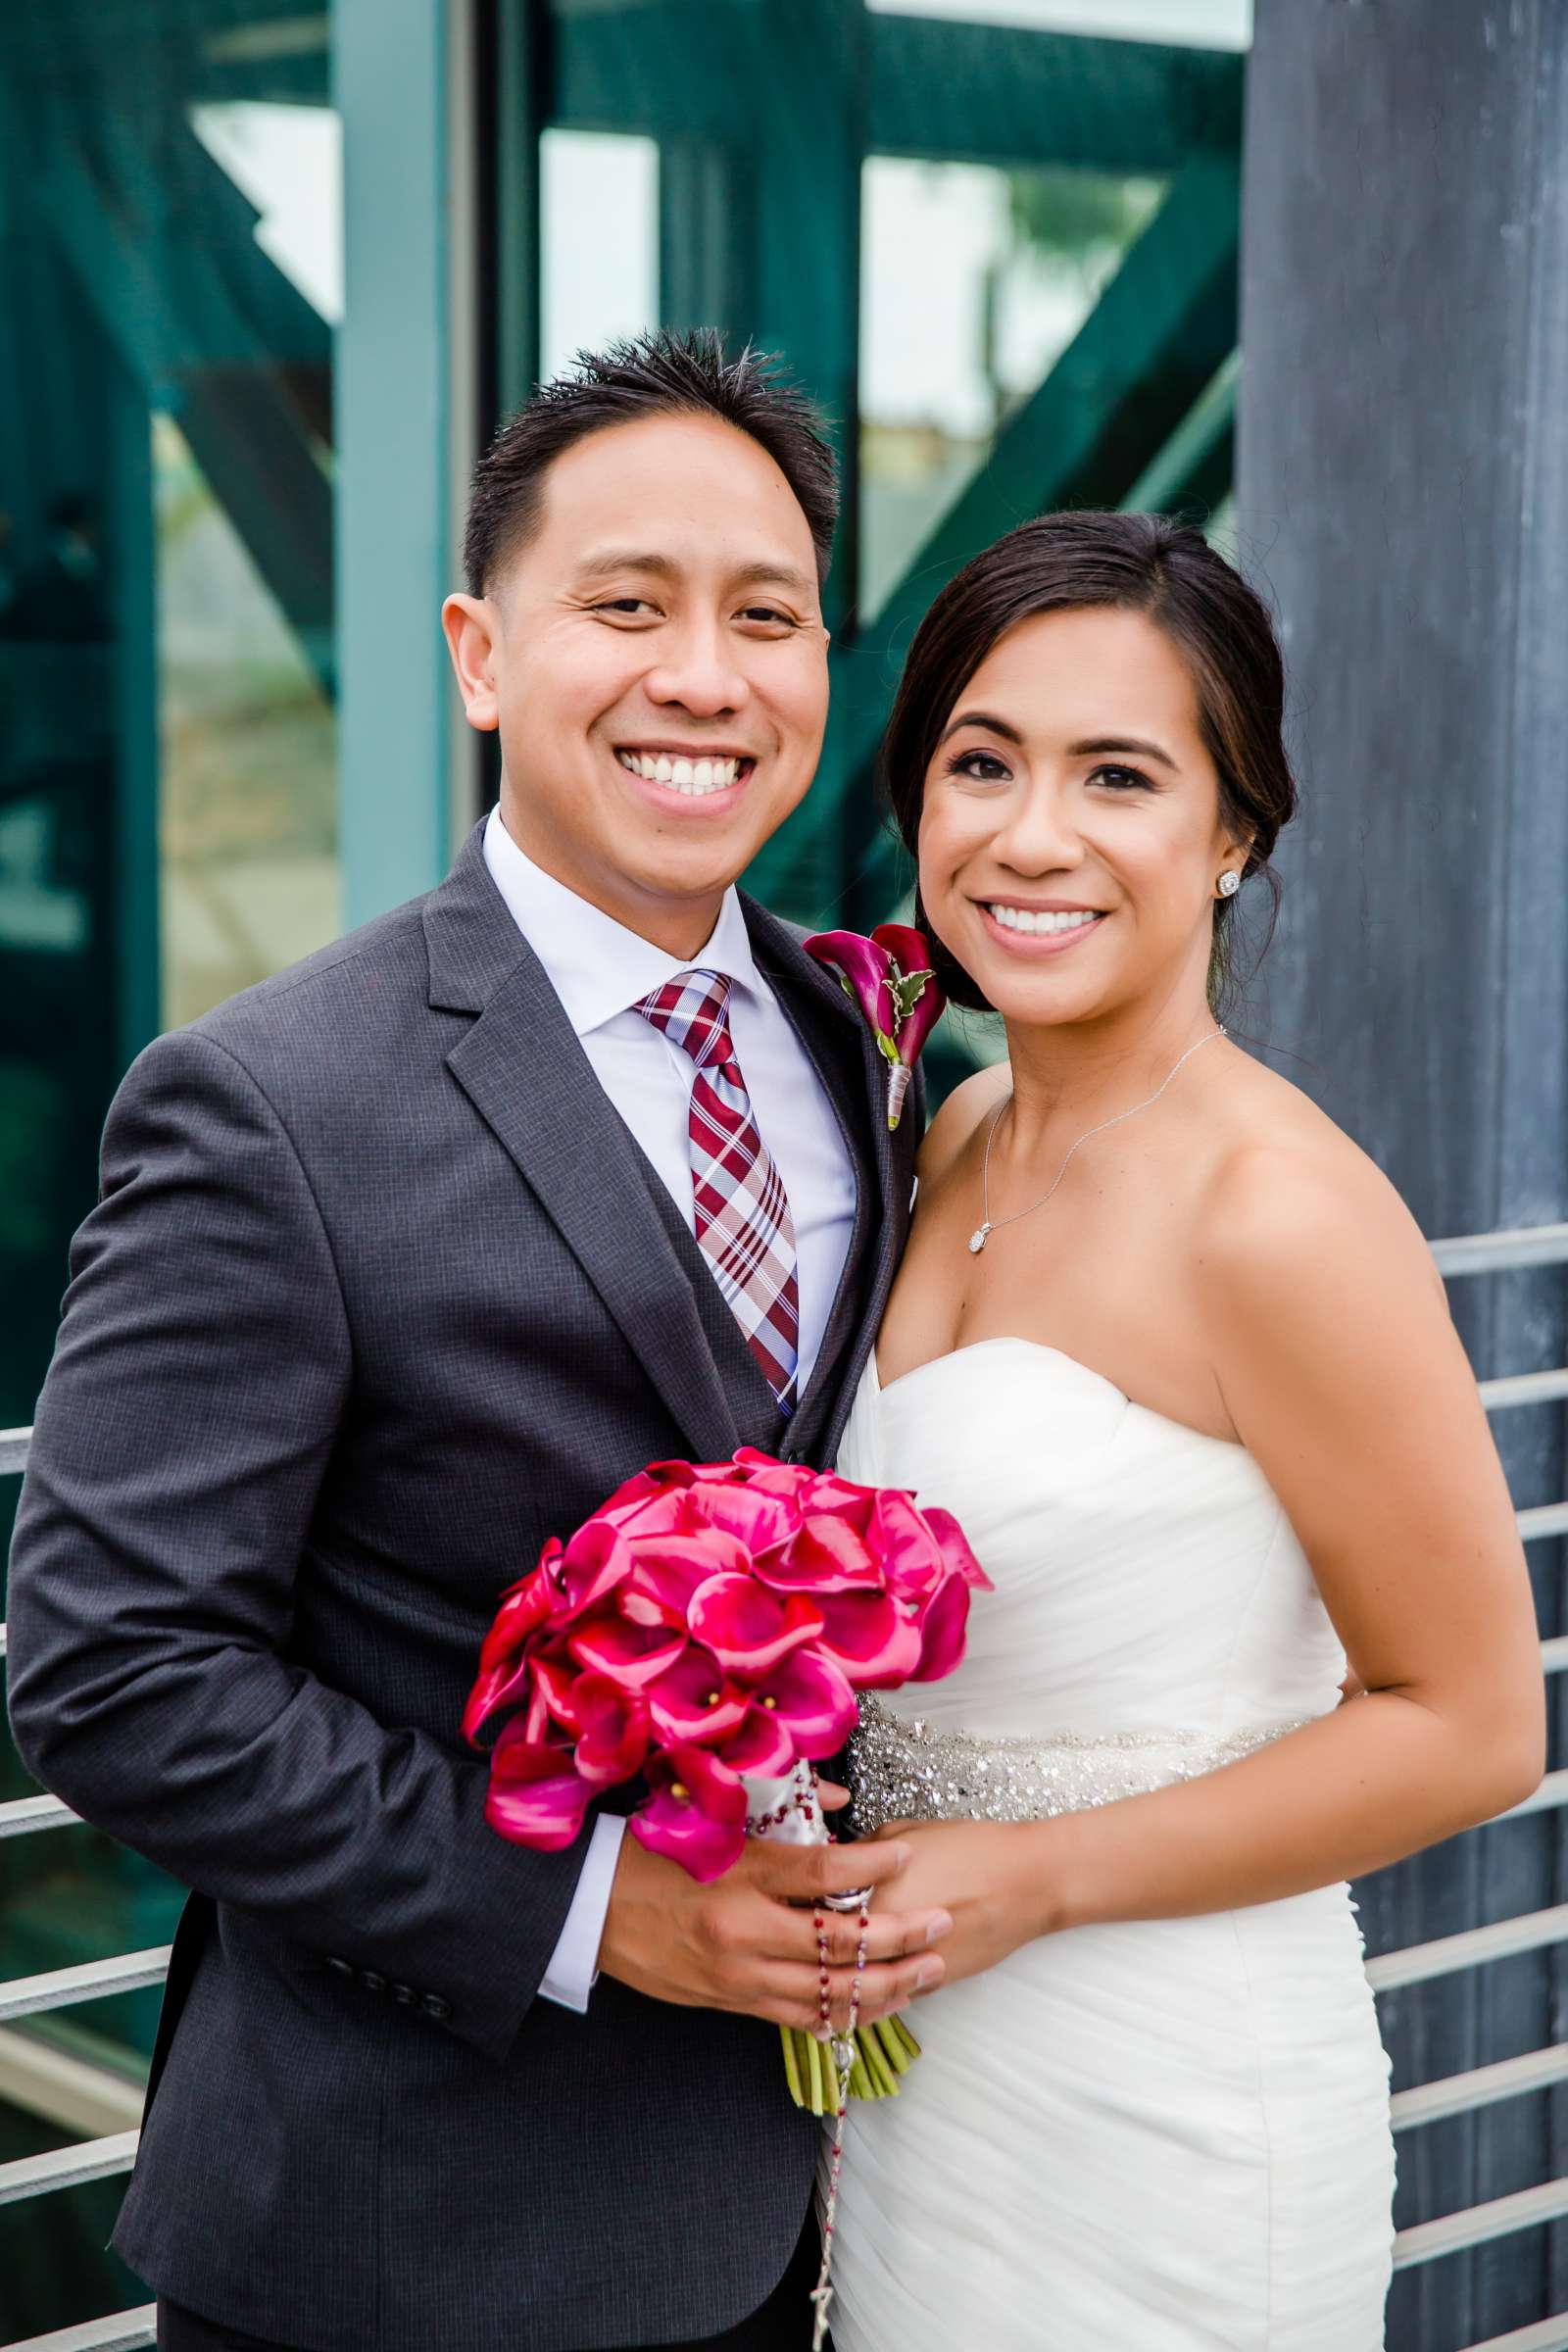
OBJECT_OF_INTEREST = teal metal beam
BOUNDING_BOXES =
[333,0,454,923]
[1120,347,1238,519]
[553,3,1241,176]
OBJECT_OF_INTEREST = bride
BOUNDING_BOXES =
[825,510,1544,2350]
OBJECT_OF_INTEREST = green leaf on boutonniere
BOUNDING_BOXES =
[888,965,935,1026]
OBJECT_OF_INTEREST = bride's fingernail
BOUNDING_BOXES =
[926,1912,954,1943]
[915,1959,942,1989]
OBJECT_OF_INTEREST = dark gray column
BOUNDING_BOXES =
[1238,5,1568,2344]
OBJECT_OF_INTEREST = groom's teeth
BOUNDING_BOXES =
[617,751,742,795]
[989,905,1101,936]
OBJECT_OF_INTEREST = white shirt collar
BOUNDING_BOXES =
[482,805,765,1038]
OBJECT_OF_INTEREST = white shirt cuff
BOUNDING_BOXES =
[539,1812,625,2013]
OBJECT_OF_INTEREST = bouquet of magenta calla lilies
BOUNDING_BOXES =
[466,1446,990,2110]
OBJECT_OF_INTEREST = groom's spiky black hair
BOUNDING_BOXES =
[463,327,840,596]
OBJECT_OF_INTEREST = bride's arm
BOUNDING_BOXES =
[876,1144,1544,1969]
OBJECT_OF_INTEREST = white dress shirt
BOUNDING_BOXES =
[482,807,858,2010]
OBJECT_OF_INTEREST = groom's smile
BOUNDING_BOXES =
[444,410,831,960]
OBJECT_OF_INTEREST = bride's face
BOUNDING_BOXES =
[916,604,1242,1028]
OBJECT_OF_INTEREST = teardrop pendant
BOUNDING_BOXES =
[968,1225,990,1254]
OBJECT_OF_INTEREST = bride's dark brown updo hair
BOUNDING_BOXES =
[881,510,1298,1015]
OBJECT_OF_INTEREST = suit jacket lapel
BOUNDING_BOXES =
[741,896,905,1451]
[425,829,741,1462]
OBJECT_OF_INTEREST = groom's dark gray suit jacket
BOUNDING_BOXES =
[5,820,919,2352]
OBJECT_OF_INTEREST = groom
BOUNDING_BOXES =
[5,330,948,2352]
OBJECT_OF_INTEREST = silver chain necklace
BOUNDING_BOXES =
[967,1027,1226,1255]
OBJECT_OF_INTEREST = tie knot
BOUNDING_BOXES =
[636,970,734,1070]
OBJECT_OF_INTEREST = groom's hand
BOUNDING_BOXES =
[598,1830,951,2034]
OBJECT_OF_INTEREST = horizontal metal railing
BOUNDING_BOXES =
[0,1224,1565,2349]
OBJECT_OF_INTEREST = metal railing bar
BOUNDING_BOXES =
[0,1949,171,2027]
[2,2310,156,2352]
[0,1426,30,1476]
[1481,1368,1568,1410]
[0,2026,145,2139]
[0,1793,80,1840]
[1367,1904,1568,1991]
[1393,2175,1568,2267]
[1432,1224,1568,1276]
[1521,1503,1568,1544]
[1461,2320,1568,2352]
[1495,1769,1568,1824]
[0,2128,138,2208]
[1393,2043,1568,2132]
[1544,1636,1568,1677]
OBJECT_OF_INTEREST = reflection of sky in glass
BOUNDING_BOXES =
[189,102,343,321]
[863,0,1250,47]
[542,132,661,381]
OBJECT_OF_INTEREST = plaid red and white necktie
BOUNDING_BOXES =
[636,970,801,1412]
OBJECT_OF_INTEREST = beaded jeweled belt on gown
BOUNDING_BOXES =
[845,1693,1314,1835]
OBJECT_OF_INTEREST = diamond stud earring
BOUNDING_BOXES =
[1217,870,1241,898]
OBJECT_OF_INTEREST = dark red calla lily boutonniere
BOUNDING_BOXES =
[805,924,945,1131]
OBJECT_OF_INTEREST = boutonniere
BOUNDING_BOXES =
[805,924,944,1132]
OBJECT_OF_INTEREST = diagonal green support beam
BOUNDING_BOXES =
[753,150,1241,931]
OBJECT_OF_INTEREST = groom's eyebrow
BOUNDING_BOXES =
[570,548,815,594]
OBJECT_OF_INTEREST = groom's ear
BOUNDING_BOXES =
[442,592,503,734]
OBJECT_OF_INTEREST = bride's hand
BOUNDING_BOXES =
[864,1816,1055,1985]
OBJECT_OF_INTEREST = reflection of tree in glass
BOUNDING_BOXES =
[1006,167,1162,275]
[981,170,1164,431]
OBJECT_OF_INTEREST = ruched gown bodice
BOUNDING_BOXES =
[828,1338,1395,2351]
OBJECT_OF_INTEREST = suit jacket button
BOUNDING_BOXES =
[325,1957,355,1980]
[420,1993,452,2023]
[361,1970,387,1994]
[391,1982,416,2006]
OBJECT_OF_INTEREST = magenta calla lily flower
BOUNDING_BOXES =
[921,1503,994,1591]
[566,1611,687,1688]
[747,1644,859,1758]
[814,1588,924,1688]
[805,928,898,1043]
[865,1487,946,1599]
[908,1568,972,1683]
[475,1561,556,1674]
[571,1672,652,1785]
[530,1651,584,1732]
[462,1647,533,1745]
[631,1745,748,1883]
[805,923,944,1130]
[717,1703,798,1778]
[758,1511,879,1593]
[619,1533,746,1629]
[688,1572,824,1678]
[679,1479,801,1555]
[645,1644,753,1745]
[483,1725,592,1850]
[870,923,943,1067]
[548,1520,634,1623]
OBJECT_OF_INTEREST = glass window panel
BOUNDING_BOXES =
[860,157,1163,618]
[541,130,660,379]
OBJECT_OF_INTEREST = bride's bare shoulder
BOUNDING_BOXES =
[915,1062,1010,1190]
[1197,1053,1446,1320]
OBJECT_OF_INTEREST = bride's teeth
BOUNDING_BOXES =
[655,755,673,784]
[670,758,694,786]
[694,760,712,790]
[990,905,1100,937]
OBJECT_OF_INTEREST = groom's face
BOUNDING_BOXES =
[445,413,829,955]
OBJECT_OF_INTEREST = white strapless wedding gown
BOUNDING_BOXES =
[828,1338,1395,2351]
